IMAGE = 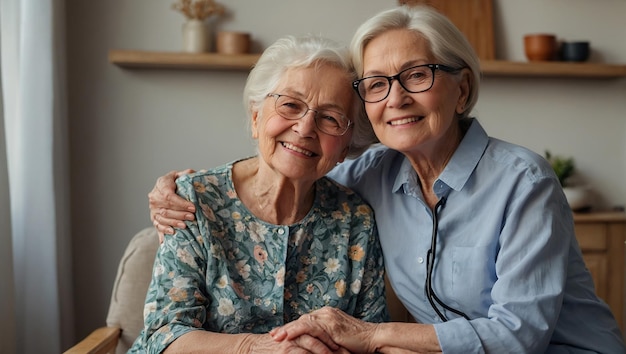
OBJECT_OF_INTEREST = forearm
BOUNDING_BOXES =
[373,322,441,354]
[163,331,254,354]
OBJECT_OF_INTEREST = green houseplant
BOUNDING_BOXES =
[544,150,575,187]
[545,150,589,210]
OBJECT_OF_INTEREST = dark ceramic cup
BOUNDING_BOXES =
[560,41,590,62]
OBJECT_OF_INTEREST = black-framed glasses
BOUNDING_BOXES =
[352,64,459,103]
[267,93,353,136]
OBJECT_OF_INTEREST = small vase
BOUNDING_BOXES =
[182,19,209,53]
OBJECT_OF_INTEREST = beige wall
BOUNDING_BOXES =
[66,0,626,344]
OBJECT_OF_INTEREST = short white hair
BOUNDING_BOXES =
[350,6,481,119]
[243,35,371,157]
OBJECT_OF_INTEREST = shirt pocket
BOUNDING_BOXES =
[449,245,495,317]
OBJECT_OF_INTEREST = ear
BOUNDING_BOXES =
[251,109,260,139]
[455,68,471,115]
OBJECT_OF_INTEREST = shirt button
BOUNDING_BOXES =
[417,257,424,264]
[278,228,285,235]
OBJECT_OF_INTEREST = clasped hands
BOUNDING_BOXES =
[269,306,378,354]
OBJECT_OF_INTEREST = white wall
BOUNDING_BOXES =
[66,0,626,344]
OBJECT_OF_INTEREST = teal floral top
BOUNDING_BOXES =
[128,160,389,353]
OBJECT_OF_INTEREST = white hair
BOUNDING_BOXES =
[243,35,372,157]
[350,6,481,120]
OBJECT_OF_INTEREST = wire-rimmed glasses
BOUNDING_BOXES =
[352,64,459,103]
[267,93,353,136]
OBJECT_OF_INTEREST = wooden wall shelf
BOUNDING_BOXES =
[109,50,626,79]
[481,60,626,78]
[109,50,260,71]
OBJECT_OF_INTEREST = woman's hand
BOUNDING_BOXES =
[243,333,349,354]
[270,307,379,354]
[148,169,196,242]
[164,331,349,354]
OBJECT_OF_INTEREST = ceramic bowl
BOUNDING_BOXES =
[217,31,251,55]
[560,41,590,62]
[524,34,558,61]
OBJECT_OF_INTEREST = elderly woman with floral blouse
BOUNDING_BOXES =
[127,34,388,354]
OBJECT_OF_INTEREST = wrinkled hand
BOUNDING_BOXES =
[244,333,350,354]
[271,307,378,354]
[148,169,196,242]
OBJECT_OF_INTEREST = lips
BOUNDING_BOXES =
[388,116,424,126]
[281,142,316,157]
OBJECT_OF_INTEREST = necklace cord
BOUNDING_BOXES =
[425,196,470,322]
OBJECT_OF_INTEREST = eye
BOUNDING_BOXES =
[279,98,305,112]
[403,67,429,82]
[364,77,388,92]
[319,113,340,125]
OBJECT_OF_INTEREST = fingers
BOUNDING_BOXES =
[153,216,174,236]
[250,333,334,354]
[174,168,196,178]
[148,170,196,212]
[148,170,197,236]
[275,307,378,354]
[150,170,177,200]
[271,314,337,350]
[148,188,195,213]
[293,334,336,354]
[152,211,193,235]
[333,348,352,354]
[154,209,194,228]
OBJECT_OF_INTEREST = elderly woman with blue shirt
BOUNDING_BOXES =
[148,6,625,354]
[129,34,388,354]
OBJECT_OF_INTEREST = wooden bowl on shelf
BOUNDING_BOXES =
[524,34,557,61]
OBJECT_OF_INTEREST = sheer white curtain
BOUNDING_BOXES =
[0,73,17,354]
[0,0,73,353]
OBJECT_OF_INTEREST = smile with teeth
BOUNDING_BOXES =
[282,142,315,157]
[389,116,424,126]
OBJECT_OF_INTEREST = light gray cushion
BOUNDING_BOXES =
[106,227,159,354]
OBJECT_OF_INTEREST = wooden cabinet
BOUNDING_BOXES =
[574,212,626,335]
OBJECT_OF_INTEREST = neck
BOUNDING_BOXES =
[233,157,315,225]
[405,122,464,209]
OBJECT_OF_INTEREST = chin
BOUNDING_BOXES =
[379,132,424,151]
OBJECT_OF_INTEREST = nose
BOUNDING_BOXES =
[385,79,411,107]
[292,110,318,137]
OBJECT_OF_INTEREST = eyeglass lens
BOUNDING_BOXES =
[356,65,437,103]
[272,94,350,136]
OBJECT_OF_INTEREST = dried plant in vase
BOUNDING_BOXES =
[172,0,225,53]
[172,0,225,21]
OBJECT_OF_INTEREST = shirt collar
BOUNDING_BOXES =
[392,119,489,197]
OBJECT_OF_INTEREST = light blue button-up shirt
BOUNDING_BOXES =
[329,119,625,353]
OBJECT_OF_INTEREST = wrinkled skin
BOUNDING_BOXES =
[244,333,350,354]
[270,307,379,353]
[148,169,196,242]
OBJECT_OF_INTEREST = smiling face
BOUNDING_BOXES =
[251,64,354,183]
[361,29,470,158]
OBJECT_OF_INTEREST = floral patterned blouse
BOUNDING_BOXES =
[128,159,389,353]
